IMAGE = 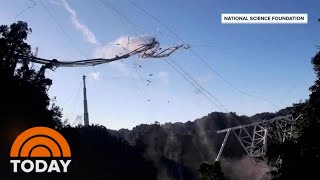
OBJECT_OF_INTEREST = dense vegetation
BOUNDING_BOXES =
[266,47,320,179]
[0,21,156,180]
[111,110,295,179]
[0,21,319,180]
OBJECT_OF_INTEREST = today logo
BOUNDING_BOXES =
[10,127,72,173]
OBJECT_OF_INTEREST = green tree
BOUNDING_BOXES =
[267,48,320,179]
[0,21,62,129]
[0,21,158,180]
[0,21,63,176]
[199,161,230,180]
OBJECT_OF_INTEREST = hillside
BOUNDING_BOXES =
[109,108,294,180]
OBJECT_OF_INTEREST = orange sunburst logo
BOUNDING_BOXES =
[10,127,71,158]
[9,127,72,173]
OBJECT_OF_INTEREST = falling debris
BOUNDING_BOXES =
[147,99,151,101]
[23,35,190,68]
[146,79,152,86]
[138,43,191,59]
[133,62,142,68]
[98,35,190,60]
[149,74,153,76]
[116,43,127,50]
[133,62,143,72]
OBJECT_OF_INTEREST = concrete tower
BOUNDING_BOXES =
[83,75,89,126]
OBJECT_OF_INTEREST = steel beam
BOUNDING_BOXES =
[215,115,298,165]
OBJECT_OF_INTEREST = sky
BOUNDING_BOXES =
[1,0,319,130]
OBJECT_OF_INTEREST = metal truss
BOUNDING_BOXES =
[215,115,300,164]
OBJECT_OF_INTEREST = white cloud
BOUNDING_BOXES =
[59,0,99,45]
[157,71,170,85]
[88,72,100,80]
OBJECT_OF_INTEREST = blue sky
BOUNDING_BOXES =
[1,0,319,129]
